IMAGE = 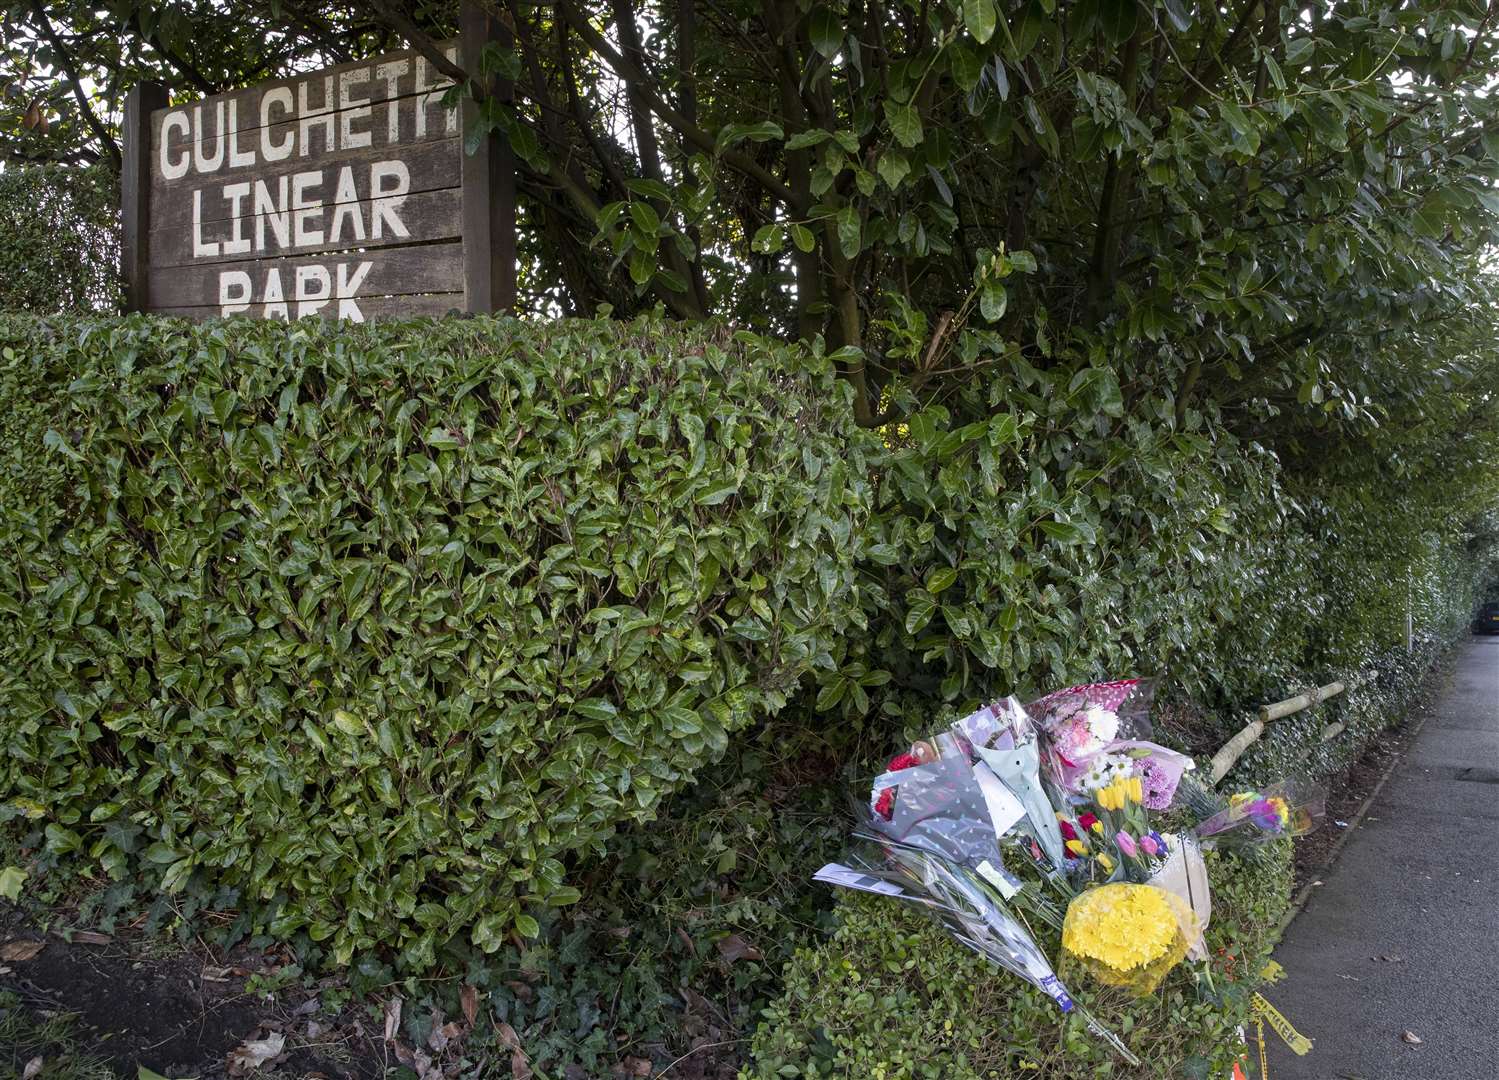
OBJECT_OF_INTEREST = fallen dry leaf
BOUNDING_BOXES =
[427,1011,463,1053]
[619,1056,652,1077]
[383,997,404,1043]
[715,933,762,964]
[21,1056,43,1080]
[0,940,45,962]
[227,1032,286,1075]
[460,983,479,1027]
[70,930,112,946]
[201,965,235,982]
[494,1021,532,1078]
[505,979,534,1003]
[510,1047,533,1080]
[1402,1030,1423,1045]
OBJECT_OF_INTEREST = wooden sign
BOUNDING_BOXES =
[122,5,514,321]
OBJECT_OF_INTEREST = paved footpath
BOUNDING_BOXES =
[1266,635,1499,1079]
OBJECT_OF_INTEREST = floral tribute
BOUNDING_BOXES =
[813,678,1324,1068]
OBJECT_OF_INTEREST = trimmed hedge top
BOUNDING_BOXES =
[0,313,870,968]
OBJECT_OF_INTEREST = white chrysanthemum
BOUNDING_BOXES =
[1079,751,1132,792]
[1082,705,1120,746]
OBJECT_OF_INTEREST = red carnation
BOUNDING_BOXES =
[874,753,922,820]
[1059,819,1078,842]
[1078,812,1099,831]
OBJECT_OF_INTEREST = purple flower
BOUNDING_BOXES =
[1116,830,1138,857]
[1248,799,1283,831]
[1140,757,1182,810]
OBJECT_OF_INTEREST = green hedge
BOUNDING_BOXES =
[0,313,870,968]
[0,165,119,314]
[810,344,1499,745]
[747,841,1293,1079]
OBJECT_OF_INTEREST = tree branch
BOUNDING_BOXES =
[31,1,120,170]
[559,0,797,206]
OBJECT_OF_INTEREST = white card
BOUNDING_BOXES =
[973,760,1028,837]
[976,859,1020,899]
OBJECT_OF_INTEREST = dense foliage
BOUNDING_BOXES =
[0,164,118,313]
[750,841,1292,1078]
[0,313,869,968]
[8,0,1499,424]
[7,0,1499,1073]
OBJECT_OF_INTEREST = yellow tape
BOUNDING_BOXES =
[1251,993,1313,1056]
[1257,1016,1269,1080]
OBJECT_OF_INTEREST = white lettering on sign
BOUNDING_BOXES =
[370,161,410,239]
[160,111,191,178]
[222,182,252,254]
[189,162,411,257]
[156,47,457,173]
[193,101,226,173]
[155,44,459,322]
[217,260,374,321]
[192,190,219,257]
[261,89,295,161]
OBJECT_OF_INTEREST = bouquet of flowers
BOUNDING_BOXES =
[1192,778,1326,847]
[815,679,1242,1061]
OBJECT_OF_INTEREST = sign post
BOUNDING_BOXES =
[120,14,515,321]
[461,1,517,314]
[120,80,169,313]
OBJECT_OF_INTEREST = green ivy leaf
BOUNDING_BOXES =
[877,150,911,190]
[963,0,998,43]
[0,866,27,901]
[884,101,924,148]
[926,567,959,595]
[836,207,862,258]
[809,6,843,58]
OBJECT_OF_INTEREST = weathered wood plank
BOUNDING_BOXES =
[149,137,459,231]
[461,0,517,314]
[146,241,464,309]
[150,291,465,323]
[151,88,460,184]
[147,186,461,268]
[122,81,170,313]
[149,41,457,149]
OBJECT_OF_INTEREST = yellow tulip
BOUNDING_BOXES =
[1090,819,1105,835]
[1129,776,1144,804]
[1066,839,1088,857]
[1097,852,1115,872]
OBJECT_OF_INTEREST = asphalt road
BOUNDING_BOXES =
[1266,635,1499,1079]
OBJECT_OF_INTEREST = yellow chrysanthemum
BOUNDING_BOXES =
[1062,883,1184,984]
